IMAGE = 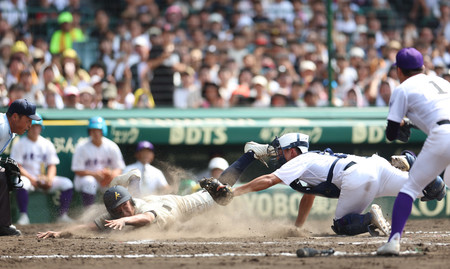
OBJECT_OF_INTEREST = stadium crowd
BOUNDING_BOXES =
[0,0,449,110]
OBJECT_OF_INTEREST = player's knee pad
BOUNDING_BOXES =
[331,212,372,236]
[421,176,447,201]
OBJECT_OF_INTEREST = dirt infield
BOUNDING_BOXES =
[1,212,449,269]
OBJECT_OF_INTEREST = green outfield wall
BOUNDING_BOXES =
[2,107,445,223]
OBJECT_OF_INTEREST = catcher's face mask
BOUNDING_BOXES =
[269,134,310,168]
[270,137,288,168]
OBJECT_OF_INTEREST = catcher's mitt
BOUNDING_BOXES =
[199,177,233,206]
[0,157,23,191]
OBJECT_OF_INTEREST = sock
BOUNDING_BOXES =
[81,192,96,207]
[389,192,414,241]
[16,188,29,213]
[218,152,255,186]
[59,189,73,216]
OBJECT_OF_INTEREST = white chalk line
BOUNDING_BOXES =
[0,250,421,260]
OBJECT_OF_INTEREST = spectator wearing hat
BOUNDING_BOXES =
[62,85,82,109]
[129,35,151,92]
[250,75,271,107]
[123,141,170,197]
[207,157,229,179]
[49,11,85,55]
[173,67,202,108]
[58,48,90,88]
[0,38,14,77]
[78,85,95,109]
[0,99,40,236]
[102,83,119,109]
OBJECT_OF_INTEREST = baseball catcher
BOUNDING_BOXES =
[201,132,446,237]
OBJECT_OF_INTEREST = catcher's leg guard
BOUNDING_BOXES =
[331,213,373,236]
[218,152,255,186]
[421,176,447,201]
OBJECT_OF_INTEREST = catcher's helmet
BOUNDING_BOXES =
[272,133,309,153]
[88,116,107,136]
[103,185,132,218]
[270,133,309,167]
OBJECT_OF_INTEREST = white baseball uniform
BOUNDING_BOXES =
[273,153,410,219]
[0,113,15,154]
[94,190,214,230]
[71,137,125,195]
[10,135,73,192]
[123,162,169,196]
[387,73,450,199]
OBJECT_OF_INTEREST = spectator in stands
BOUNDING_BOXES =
[148,25,181,107]
[27,0,59,39]
[270,92,289,107]
[19,69,43,106]
[123,140,170,197]
[250,75,270,107]
[115,79,134,110]
[7,83,25,105]
[62,85,82,109]
[5,55,24,89]
[173,67,202,108]
[49,11,85,55]
[0,37,13,77]
[42,82,63,109]
[11,114,74,225]
[89,9,110,42]
[57,48,90,87]
[201,82,224,108]
[129,36,151,93]
[71,116,125,208]
[78,84,95,109]
[0,0,28,32]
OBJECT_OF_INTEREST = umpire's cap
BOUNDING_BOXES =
[7,99,41,120]
[104,186,132,216]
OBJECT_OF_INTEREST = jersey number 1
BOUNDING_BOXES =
[430,81,448,94]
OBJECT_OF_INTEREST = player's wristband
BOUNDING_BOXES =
[149,210,157,223]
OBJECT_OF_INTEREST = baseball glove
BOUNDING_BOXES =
[0,157,23,191]
[397,123,411,142]
[199,177,233,206]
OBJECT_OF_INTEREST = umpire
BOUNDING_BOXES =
[0,99,40,236]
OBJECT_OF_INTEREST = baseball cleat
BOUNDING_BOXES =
[391,155,410,171]
[0,225,22,236]
[109,169,142,187]
[370,204,391,236]
[199,177,233,205]
[244,142,276,167]
[377,232,401,256]
[17,213,30,225]
[56,213,74,224]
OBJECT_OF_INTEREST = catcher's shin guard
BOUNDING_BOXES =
[199,177,233,206]
[421,176,447,201]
